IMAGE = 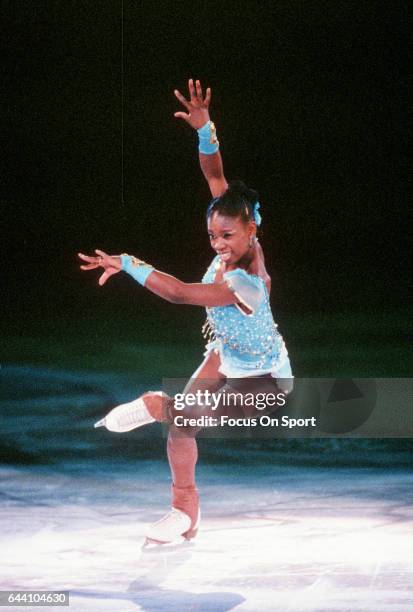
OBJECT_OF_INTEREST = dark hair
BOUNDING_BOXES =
[206,180,260,224]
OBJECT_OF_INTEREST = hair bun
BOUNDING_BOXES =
[206,180,261,225]
[228,180,259,205]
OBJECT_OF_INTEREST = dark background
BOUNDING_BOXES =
[2,1,411,377]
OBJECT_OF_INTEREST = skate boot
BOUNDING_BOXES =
[143,485,200,548]
[94,392,166,432]
[143,507,201,549]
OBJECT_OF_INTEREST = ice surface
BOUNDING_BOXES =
[1,463,412,611]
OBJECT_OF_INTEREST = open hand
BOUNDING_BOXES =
[78,249,122,286]
[174,78,212,130]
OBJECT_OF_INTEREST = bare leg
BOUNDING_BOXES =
[137,351,227,543]
[167,351,226,533]
[142,357,285,543]
[143,350,225,534]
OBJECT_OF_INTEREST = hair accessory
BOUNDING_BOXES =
[253,201,262,226]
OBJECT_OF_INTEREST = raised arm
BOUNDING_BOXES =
[174,79,228,198]
[78,250,236,308]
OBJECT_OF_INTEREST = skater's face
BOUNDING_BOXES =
[207,212,255,266]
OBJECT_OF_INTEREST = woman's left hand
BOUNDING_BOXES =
[78,249,122,286]
[174,78,212,130]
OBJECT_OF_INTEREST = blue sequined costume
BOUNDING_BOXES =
[202,256,293,391]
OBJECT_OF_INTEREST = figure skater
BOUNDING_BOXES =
[78,79,293,547]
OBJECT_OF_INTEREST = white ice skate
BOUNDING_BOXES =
[143,508,201,550]
[94,393,165,432]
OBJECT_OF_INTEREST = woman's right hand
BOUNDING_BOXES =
[174,78,212,130]
[78,249,122,286]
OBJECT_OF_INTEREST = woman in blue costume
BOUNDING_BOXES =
[79,79,293,546]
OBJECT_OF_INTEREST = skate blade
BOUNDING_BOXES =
[94,418,106,428]
[141,537,194,554]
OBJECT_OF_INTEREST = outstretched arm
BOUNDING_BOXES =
[78,250,236,307]
[174,79,228,198]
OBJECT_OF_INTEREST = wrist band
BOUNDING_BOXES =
[121,254,154,287]
[197,120,219,155]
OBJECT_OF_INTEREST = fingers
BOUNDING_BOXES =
[78,252,97,263]
[98,271,110,286]
[176,79,210,108]
[195,79,203,101]
[174,89,190,110]
[78,252,104,268]
[80,263,100,271]
[188,78,196,101]
[174,111,191,123]
[78,251,109,283]
[205,87,211,107]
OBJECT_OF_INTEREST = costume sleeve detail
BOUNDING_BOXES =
[223,269,265,315]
